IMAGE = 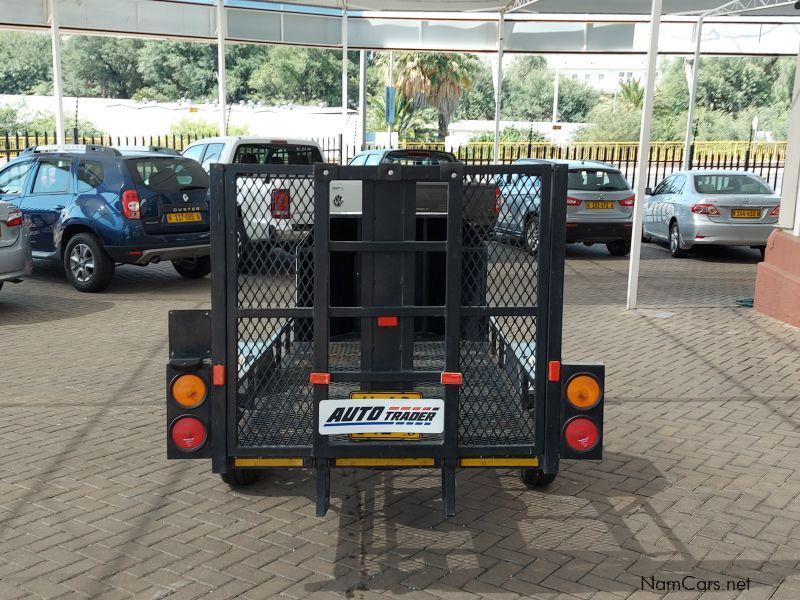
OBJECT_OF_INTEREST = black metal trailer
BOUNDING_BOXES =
[166,161,605,516]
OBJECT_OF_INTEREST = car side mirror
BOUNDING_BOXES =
[645,187,653,196]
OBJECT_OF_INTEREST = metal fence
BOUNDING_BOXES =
[0,130,785,192]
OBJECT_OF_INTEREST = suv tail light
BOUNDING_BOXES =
[619,195,635,207]
[769,205,780,217]
[690,203,720,216]
[271,189,291,219]
[122,190,141,219]
[494,186,502,215]
[4,210,23,227]
[566,197,581,206]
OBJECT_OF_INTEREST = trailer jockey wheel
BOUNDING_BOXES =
[520,468,556,489]
[220,462,260,487]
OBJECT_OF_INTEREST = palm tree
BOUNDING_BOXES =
[391,52,479,141]
[618,79,644,111]
[367,89,438,141]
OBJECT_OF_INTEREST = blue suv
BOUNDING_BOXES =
[0,144,210,292]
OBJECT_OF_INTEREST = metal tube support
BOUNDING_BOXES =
[626,0,663,310]
[552,63,560,144]
[342,9,348,122]
[493,11,505,163]
[49,0,65,145]
[682,17,703,170]
[359,50,367,151]
[216,0,227,136]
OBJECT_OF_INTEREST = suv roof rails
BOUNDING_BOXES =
[115,145,180,156]
[21,144,122,156]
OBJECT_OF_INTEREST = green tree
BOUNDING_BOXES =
[367,88,437,142]
[250,47,359,107]
[62,36,144,98]
[169,117,248,137]
[697,57,774,113]
[618,79,644,111]
[455,59,496,120]
[137,41,217,101]
[225,44,271,102]
[392,52,480,140]
[0,31,52,94]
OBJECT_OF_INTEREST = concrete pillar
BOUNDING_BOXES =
[754,45,800,326]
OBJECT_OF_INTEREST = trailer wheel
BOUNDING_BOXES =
[221,467,260,487]
[520,468,556,488]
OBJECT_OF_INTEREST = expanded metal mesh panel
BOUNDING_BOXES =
[235,173,315,309]
[459,168,540,447]
[236,318,314,447]
[462,172,540,307]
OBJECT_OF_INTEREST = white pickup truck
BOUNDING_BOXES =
[182,136,324,248]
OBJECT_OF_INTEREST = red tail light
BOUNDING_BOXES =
[690,203,720,216]
[4,210,23,227]
[619,195,635,207]
[271,189,291,219]
[494,186,502,215]
[170,416,207,451]
[122,190,141,219]
[566,197,581,206]
[563,417,600,453]
[769,205,780,216]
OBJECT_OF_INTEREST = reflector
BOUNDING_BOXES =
[566,374,601,409]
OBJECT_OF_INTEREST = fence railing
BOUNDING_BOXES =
[0,132,786,192]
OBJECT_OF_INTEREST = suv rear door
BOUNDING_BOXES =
[125,157,210,235]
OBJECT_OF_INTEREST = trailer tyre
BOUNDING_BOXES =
[221,468,260,487]
[520,468,556,488]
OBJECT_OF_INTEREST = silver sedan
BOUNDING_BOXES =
[0,200,32,292]
[643,170,779,258]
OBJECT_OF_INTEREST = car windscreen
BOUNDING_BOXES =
[383,151,457,165]
[127,158,210,192]
[693,174,773,195]
[233,144,323,165]
[568,169,630,192]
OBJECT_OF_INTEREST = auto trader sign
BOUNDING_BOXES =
[318,399,444,435]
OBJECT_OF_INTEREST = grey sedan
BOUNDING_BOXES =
[0,200,32,292]
[643,170,779,258]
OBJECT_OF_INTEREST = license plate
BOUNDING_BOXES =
[586,201,614,209]
[731,209,761,219]
[166,212,201,223]
[317,393,444,437]
[349,392,422,440]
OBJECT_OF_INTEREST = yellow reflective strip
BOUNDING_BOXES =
[459,458,539,467]
[335,458,434,467]
[234,458,304,467]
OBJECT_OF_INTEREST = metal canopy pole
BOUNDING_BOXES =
[359,50,367,151]
[342,9,348,122]
[682,17,704,170]
[49,0,65,145]
[626,0,663,310]
[493,11,505,163]
[216,0,227,136]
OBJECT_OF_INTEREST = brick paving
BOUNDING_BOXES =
[1,242,799,599]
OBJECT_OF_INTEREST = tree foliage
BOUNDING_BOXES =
[0,32,52,95]
[469,126,546,143]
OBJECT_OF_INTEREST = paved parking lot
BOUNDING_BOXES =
[1,242,799,600]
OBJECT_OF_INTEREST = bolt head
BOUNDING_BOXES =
[388,169,395,176]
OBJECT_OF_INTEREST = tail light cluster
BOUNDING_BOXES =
[271,189,291,219]
[618,195,636,207]
[167,365,212,457]
[494,186,502,215]
[690,203,720,216]
[769,205,780,217]
[566,197,582,206]
[122,190,141,219]
[560,363,604,460]
[4,209,23,227]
